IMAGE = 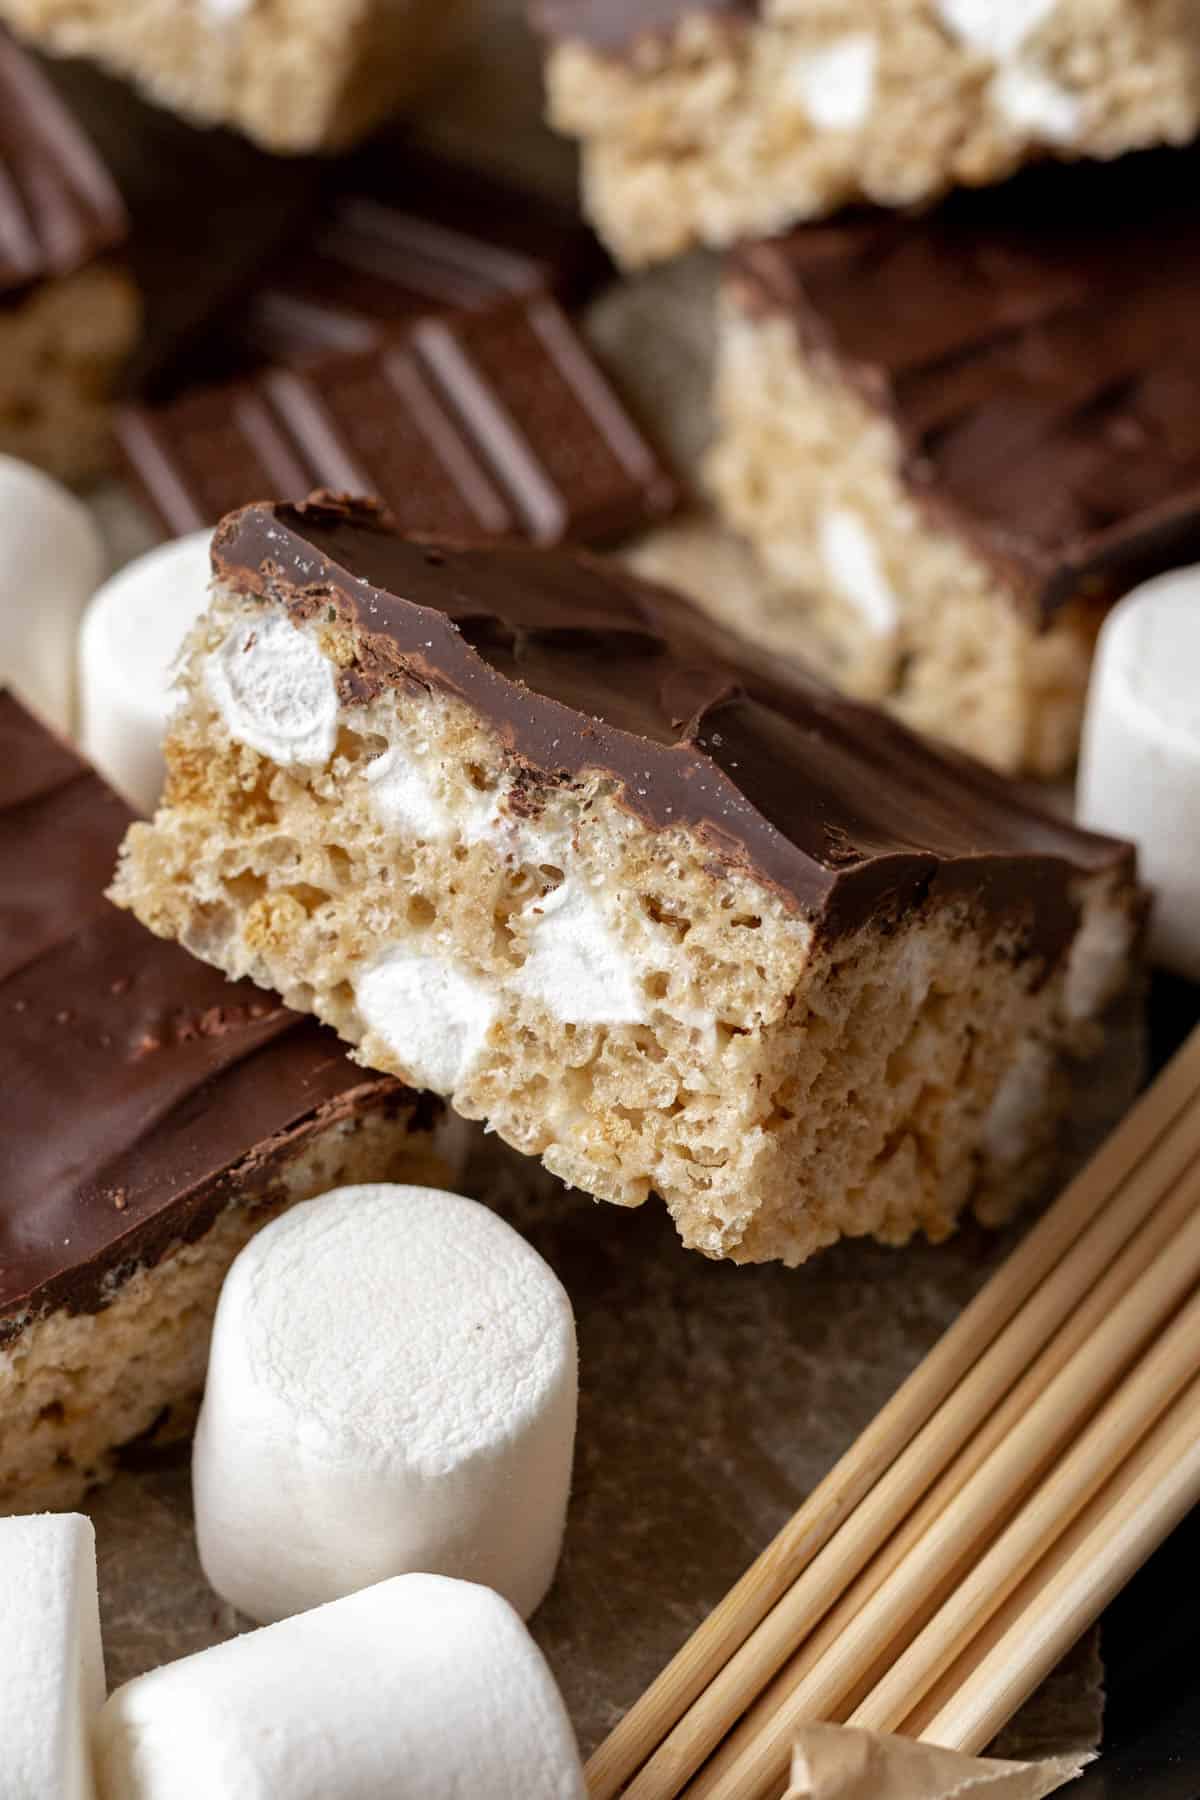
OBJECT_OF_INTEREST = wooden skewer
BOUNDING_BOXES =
[685,1140,1200,1794]
[849,1282,1200,1735]
[686,1171,1200,1800]
[917,1369,1200,1756]
[586,1027,1200,1800]
[613,1048,1200,1800]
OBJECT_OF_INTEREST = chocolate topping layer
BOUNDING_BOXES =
[0,31,128,294]
[0,693,426,1330]
[730,148,1200,620]
[531,0,754,52]
[216,495,1134,956]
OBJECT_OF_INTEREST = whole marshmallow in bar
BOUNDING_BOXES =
[92,1573,586,1800]
[0,456,104,733]
[79,531,212,811]
[0,1513,106,1800]
[193,1183,577,1624]
[1078,568,1200,983]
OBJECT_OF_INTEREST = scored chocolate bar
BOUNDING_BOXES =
[237,145,611,365]
[708,145,1200,778]
[0,691,449,1513]
[0,30,139,481]
[117,292,680,542]
[114,493,1142,1269]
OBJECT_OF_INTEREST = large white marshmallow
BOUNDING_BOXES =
[193,1183,577,1625]
[0,456,105,734]
[0,1513,106,1800]
[1078,567,1200,981]
[92,1573,586,1800]
[78,530,213,812]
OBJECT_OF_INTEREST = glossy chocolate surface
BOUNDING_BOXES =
[238,145,610,363]
[730,148,1200,619]
[217,495,1135,956]
[0,30,128,294]
[0,693,424,1330]
[118,292,679,542]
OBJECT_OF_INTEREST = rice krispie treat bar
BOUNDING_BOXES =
[707,147,1200,778]
[532,0,1200,265]
[0,32,138,482]
[113,494,1142,1267]
[0,691,449,1513]
[0,0,467,154]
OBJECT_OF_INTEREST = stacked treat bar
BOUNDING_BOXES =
[533,0,1200,262]
[531,3,1200,776]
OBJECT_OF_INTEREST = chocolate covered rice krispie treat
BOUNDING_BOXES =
[707,146,1200,777]
[0,32,138,481]
[0,691,451,1513]
[0,0,468,153]
[532,0,1200,265]
[113,494,1142,1267]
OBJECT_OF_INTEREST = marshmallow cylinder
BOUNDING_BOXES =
[93,1573,586,1800]
[193,1183,577,1624]
[78,530,213,812]
[1077,567,1200,981]
[0,456,105,734]
[0,1513,106,1800]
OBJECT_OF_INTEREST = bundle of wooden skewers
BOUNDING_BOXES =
[588,1023,1200,1799]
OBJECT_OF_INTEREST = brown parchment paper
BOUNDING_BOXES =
[783,1725,1089,1800]
[68,0,1118,1773]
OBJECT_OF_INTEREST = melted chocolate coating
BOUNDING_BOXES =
[215,495,1135,959]
[118,292,679,543]
[0,30,128,295]
[729,148,1200,620]
[0,693,428,1332]
[530,0,754,51]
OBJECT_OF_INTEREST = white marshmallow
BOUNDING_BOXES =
[193,1184,577,1624]
[788,34,877,132]
[1078,567,1200,981]
[0,456,105,734]
[78,531,213,812]
[989,62,1082,142]
[92,1573,586,1800]
[365,743,457,840]
[819,507,899,637]
[0,1513,106,1800]
[356,946,499,1090]
[515,878,646,1025]
[936,0,1058,61]
[206,611,339,767]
